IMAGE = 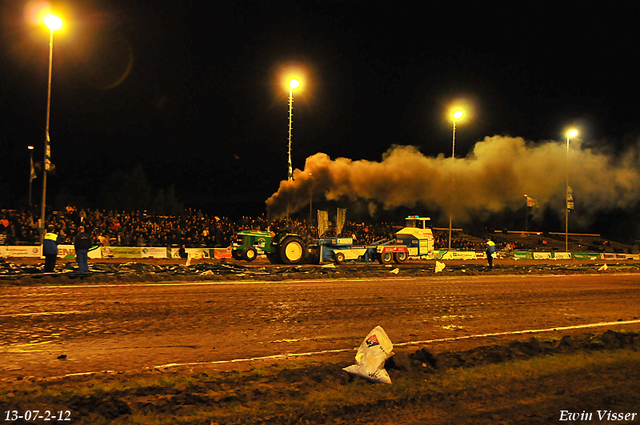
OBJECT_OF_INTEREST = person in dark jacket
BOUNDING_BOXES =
[43,226,62,272]
[74,226,93,273]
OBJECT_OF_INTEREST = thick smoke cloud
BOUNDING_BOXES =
[266,136,640,224]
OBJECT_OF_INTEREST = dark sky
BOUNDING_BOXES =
[1,0,639,216]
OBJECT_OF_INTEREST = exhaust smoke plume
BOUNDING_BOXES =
[266,136,640,225]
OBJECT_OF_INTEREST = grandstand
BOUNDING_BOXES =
[1,207,636,254]
[491,231,634,254]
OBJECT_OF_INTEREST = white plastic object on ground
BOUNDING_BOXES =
[435,261,446,273]
[343,325,394,384]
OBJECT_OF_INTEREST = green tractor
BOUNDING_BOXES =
[231,230,307,264]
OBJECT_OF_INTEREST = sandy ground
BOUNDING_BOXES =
[2,259,640,423]
[2,258,640,377]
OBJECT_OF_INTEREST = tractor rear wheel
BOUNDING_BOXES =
[279,237,307,264]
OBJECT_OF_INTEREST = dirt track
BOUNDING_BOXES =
[3,260,640,424]
[3,263,640,380]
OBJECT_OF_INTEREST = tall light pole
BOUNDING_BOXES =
[565,129,578,252]
[40,13,62,243]
[287,78,300,181]
[524,194,529,233]
[448,109,463,251]
[28,146,35,206]
[308,172,313,224]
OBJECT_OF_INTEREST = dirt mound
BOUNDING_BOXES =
[3,257,640,286]
[389,330,640,375]
[4,330,639,424]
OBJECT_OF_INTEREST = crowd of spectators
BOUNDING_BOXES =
[0,206,483,250]
[433,233,487,251]
[0,207,243,248]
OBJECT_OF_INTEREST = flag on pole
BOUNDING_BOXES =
[336,208,347,236]
[567,187,574,210]
[317,210,329,237]
[526,196,539,208]
[44,137,51,172]
[30,156,37,181]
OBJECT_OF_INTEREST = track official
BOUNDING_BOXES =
[74,226,93,273]
[43,226,62,272]
[486,239,497,268]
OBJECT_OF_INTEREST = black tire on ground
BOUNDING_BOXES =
[335,252,346,264]
[279,237,307,264]
[242,247,258,262]
[232,250,242,260]
[394,252,408,263]
[378,251,393,264]
[266,253,280,264]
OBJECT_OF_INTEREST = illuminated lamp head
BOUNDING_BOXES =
[44,14,63,31]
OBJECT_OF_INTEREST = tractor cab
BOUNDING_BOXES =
[404,216,432,230]
[395,216,434,257]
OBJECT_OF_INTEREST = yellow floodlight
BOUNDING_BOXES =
[44,14,63,31]
[289,79,300,89]
[453,110,463,120]
[567,129,578,138]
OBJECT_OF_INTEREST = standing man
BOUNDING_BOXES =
[74,226,92,273]
[43,225,61,272]
[178,244,188,259]
[486,238,497,268]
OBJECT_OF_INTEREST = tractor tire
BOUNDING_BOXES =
[279,236,307,264]
[394,252,408,263]
[232,250,242,260]
[335,252,346,264]
[242,247,258,262]
[378,251,393,264]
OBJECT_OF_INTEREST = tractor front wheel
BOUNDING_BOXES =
[242,247,258,262]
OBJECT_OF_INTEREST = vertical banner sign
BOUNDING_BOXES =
[30,156,37,181]
[317,210,329,237]
[567,186,574,210]
[336,208,347,236]
[45,140,51,171]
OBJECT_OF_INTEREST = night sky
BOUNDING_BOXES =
[1,1,639,223]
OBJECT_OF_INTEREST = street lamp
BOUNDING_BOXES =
[28,146,35,206]
[565,129,578,252]
[448,109,463,251]
[40,13,63,242]
[308,172,313,224]
[524,194,529,233]
[287,78,300,181]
